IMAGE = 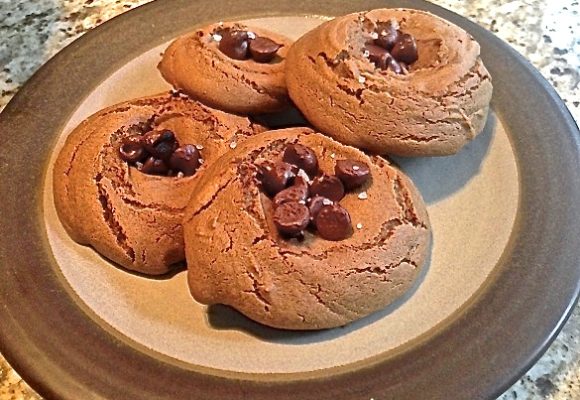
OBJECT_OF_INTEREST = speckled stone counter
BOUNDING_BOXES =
[1,1,579,399]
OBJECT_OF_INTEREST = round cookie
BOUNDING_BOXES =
[286,9,493,156]
[53,92,264,275]
[183,127,431,330]
[158,22,293,115]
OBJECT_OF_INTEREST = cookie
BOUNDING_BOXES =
[183,127,430,330]
[158,22,293,115]
[286,9,493,156]
[53,92,264,275]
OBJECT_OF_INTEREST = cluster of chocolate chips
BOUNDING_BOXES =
[257,144,371,241]
[118,129,202,177]
[214,28,282,63]
[364,20,418,74]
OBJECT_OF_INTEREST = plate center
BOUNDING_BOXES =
[43,16,519,374]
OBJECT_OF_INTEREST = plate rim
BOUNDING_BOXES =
[1,0,579,399]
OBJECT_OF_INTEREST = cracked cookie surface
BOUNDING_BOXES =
[183,127,431,330]
[53,92,265,275]
[158,23,293,115]
[286,8,493,156]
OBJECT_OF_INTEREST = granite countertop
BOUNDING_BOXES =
[1,0,579,399]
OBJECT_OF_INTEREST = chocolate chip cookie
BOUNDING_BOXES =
[286,9,493,156]
[159,22,293,115]
[183,127,431,330]
[53,92,264,275]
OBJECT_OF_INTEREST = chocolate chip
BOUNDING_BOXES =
[365,44,403,74]
[259,161,297,196]
[273,184,309,207]
[249,36,281,63]
[169,144,201,176]
[282,144,319,177]
[307,195,332,220]
[141,157,169,175]
[273,202,310,237]
[335,159,371,190]
[365,44,390,70]
[119,135,146,163]
[141,130,178,161]
[293,174,310,189]
[386,55,404,74]
[218,30,249,60]
[391,33,418,64]
[375,22,399,50]
[314,204,353,241]
[153,141,177,161]
[310,174,345,202]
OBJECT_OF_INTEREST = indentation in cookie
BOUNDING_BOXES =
[118,127,203,178]
[360,17,417,74]
[209,25,284,64]
[249,142,373,242]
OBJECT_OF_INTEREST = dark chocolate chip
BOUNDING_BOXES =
[141,157,169,175]
[307,195,332,221]
[335,159,371,190]
[293,174,310,189]
[314,203,353,241]
[273,202,310,237]
[282,144,319,177]
[310,174,345,202]
[273,184,309,207]
[399,61,409,73]
[386,55,404,74]
[249,36,281,63]
[259,161,297,196]
[365,44,403,74]
[119,135,146,163]
[218,30,249,60]
[375,22,399,50]
[169,144,201,176]
[391,33,418,64]
[153,141,177,161]
[365,44,390,70]
[141,130,178,160]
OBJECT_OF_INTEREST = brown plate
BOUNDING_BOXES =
[1,1,579,399]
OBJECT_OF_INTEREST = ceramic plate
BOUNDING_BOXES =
[1,1,579,399]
